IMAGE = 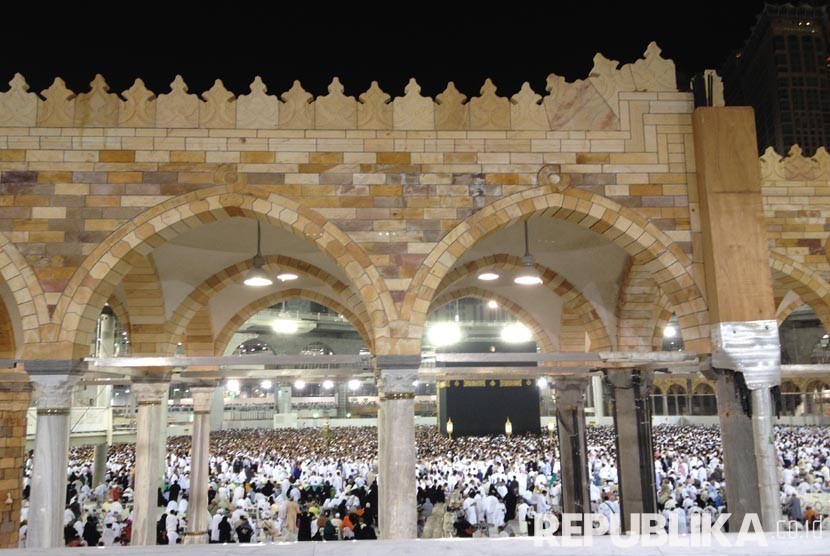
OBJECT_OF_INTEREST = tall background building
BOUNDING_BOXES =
[722,2,830,154]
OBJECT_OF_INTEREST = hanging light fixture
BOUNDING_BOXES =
[514,220,543,286]
[243,221,273,287]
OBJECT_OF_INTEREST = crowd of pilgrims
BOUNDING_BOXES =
[17,424,830,547]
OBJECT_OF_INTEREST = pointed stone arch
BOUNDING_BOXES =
[214,289,374,356]
[405,186,709,352]
[52,186,392,357]
[0,233,50,354]
[429,287,556,354]
[769,251,830,333]
[435,253,612,351]
[166,255,371,354]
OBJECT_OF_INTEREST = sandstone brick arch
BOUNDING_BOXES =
[434,253,612,351]
[213,289,373,356]
[776,294,805,326]
[105,295,131,339]
[428,287,556,354]
[52,186,392,357]
[770,251,830,333]
[0,232,49,352]
[166,255,372,353]
[121,255,169,356]
[407,186,709,352]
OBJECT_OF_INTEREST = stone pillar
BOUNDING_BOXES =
[276,385,292,414]
[606,369,656,532]
[553,377,590,518]
[209,386,224,431]
[183,386,215,544]
[591,375,605,419]
[131,381,168,546]
[28,372,78,548]
[92,443,108,487]
[693,107,782,529]
[336,382,349,418]
[0,366,32,549]
[376,356,418,539]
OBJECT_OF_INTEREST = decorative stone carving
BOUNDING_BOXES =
[761,145,830,181]
[74,74,118,127]
[315,77,356,129]
[0,73,37,127]
[393,78,434,130]
[553,376,589,408]
[31,374,79,409]
[237,76,279,129]
[378,368,418,395]
[132,381,169,403]
[588,53,635,117]
[37,77,76,127]
[469,78,510,130]
[279,80,314,129]
[119,79,156,127]
[156,75,199,128]
[358,81,392,129]
[629,42,676,92]
[537,164,571,191]
[435,82,468,130]
[199,79,236,128]
[189,385,216,412]
[510,82,547,130]
[544,74,619,130]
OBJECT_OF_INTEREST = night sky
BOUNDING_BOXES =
[0,2,783,98]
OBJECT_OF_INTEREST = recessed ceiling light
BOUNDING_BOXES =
[277,273,298,282]
[478,272,499,281]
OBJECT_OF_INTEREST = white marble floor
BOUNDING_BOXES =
[4,534,830,556]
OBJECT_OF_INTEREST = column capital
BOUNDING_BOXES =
[375,354,421,370]
[552,376,589,408]
[31,373,79,410]
[189,385,216,413]
[604,368,654,391]
[378,368,418,396]
[131,381,169,404]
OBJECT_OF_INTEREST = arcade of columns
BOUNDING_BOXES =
[0,43,829,546]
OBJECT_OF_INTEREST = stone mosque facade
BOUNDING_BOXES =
[0,42,828,546]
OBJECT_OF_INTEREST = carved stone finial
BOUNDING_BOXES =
[237,76,279,129]
[394,77,433,130]
[358,81,392,129]
[435,81,468,130]
[280,80,314,129]
[510,82,546,130]
[156,75,199,128]
[37,77,76,126]
[75,74,118,126]
[119,78,156,127]
[629,41,676,92]
[315,77,356,129]
[0,73,37,126]
[200,79,236,128]
[470,78,509,130]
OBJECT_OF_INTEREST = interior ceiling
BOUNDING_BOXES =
[450,217,630,337]
[151,217,353,324]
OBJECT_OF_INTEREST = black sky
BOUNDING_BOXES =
[0,1,793,98]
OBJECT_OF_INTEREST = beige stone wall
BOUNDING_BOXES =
[0,42,711,357]
[0,370,31,548]
[761,146,830,328]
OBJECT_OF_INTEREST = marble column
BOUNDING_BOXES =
[28,373,78,548]
[92,443,108,487]
[376,357,418,539]
[553,377,590,519]
[606,369,656,532]
[209,386,224,431]
[276,385,292,414]
[184,386,215,544]
[591,375,605,419]
[131,381,168,546]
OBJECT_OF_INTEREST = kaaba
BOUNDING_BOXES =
[436,339,541,436]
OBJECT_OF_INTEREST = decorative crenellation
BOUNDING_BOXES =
[760,145,830,181]
[0,42,676,131]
